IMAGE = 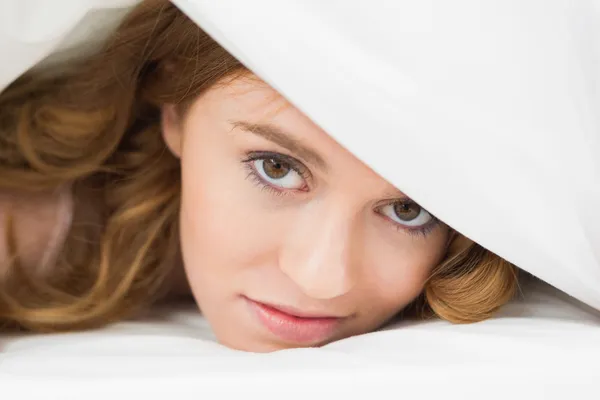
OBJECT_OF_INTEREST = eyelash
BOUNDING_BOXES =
[242,151,440,238]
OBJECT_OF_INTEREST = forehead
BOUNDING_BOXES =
[188,75,349,154]
[192,75,318,131]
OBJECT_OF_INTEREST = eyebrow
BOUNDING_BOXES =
[230,121,328,170]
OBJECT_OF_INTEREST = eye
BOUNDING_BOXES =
[379,200,433,228]
[252,157,306,190]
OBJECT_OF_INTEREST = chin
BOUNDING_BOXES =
[216,336,293,353]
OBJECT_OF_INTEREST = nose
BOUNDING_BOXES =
[278,202,359,300]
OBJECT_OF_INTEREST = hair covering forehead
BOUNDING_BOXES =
[2,0,600,310]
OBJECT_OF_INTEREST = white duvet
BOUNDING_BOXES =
[1,279,599,399]
[2,1,600,399]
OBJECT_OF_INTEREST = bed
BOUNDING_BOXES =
[2,278,599,399]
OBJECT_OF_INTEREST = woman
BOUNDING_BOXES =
[0,0,518,352]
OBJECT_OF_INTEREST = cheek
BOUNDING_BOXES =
[358,229,448,315]
[177,139,281,302]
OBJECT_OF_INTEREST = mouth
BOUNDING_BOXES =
[243,296,344,345]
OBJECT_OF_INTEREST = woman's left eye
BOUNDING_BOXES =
[378,200,434,228]
[250,157,306,190]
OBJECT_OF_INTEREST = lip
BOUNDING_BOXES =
[244,297,343,344]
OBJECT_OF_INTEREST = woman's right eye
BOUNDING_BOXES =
[246,154,309,192]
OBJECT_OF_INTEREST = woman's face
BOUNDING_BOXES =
[162,75,449,352]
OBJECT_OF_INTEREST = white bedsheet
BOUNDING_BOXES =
[1,279,599,400]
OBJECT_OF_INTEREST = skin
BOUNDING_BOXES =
[161,75,450,352]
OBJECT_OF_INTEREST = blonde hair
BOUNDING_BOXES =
[0,0,518,332]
